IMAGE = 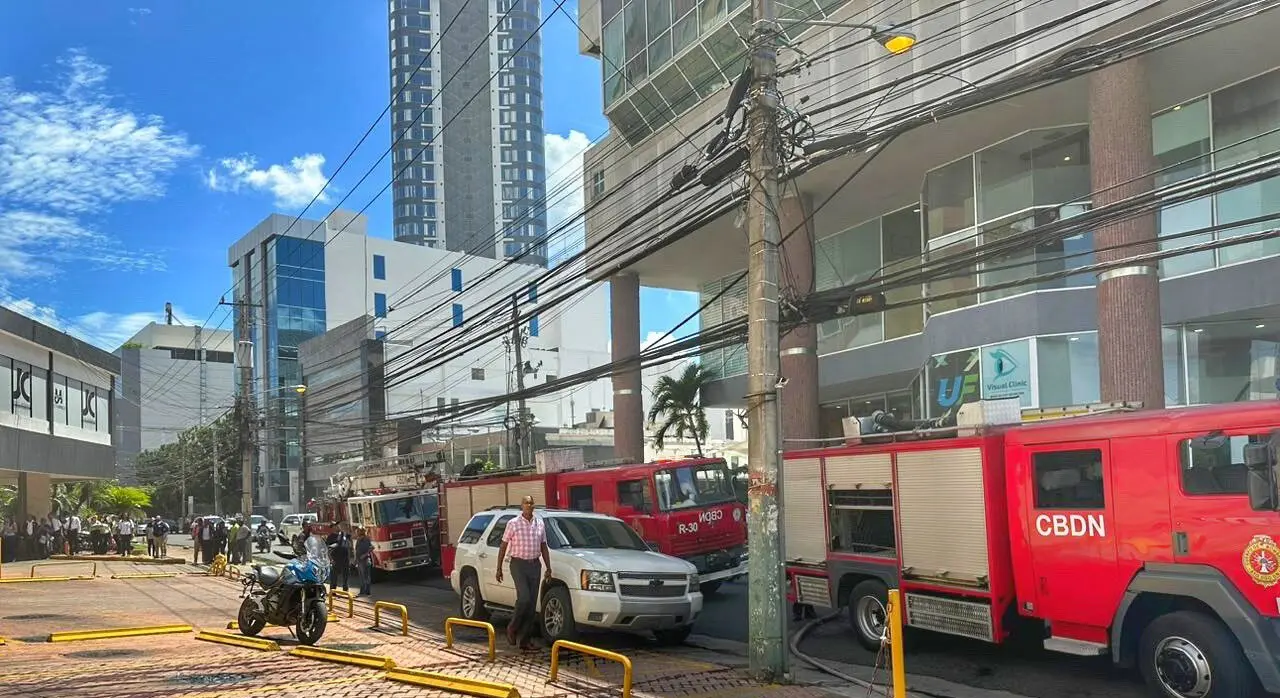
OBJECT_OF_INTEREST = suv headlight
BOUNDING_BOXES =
[689,573,700,589]
[580,570,616,593]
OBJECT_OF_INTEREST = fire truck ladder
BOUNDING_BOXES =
[1019,401,1143,422]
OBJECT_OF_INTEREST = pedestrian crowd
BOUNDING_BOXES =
[0,513,173,561]
[189,515,254,565]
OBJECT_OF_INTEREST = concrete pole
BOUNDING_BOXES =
[236,302,256,518]
[609,271,644,462]
[744,0,787,678]
[511,294,529,469]
[1088,58,1165,409]
[778,195,819,451]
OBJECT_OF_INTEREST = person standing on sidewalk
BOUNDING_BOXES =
[326,522,352,593]
[67,512,82,555]
[495,496,551,650]
[235,517,251,563]
[354,527,374,596]
[49,514,64,556]
[116,517,134,556]
[153,517,169,558]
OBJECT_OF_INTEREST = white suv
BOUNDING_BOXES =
[450,508,702,645]
[278,513,316,545]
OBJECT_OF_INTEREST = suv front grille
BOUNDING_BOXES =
[618,572,688,598]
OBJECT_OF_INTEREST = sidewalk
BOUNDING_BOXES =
[0,558,853,698]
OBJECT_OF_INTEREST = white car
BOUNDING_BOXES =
[278,513,317,545]
[248,515,276,537]
[449,508,702,645]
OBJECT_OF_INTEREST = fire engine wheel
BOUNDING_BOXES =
[459,572,489,621]
[1138,611,1259,698]
[847,580,889,652]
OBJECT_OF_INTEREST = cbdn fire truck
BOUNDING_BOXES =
[785,398,1280,698]
[440,457,747,594]
[313,452,441,573]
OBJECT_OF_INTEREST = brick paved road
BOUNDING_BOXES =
[0,559,850,698]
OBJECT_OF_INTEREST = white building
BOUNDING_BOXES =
[115,323,235,485]
[229,209,611,511]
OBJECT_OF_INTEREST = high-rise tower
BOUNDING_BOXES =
[389,0,548,265]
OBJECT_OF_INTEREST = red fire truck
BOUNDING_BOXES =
[784,398,1280,698]
[313,452,442,573]
[440,456,748,594]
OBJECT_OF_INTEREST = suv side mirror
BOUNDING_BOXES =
[1244,441,1278,511]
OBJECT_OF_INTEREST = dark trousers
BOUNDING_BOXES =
[118,534,132,555]
[330,556,350,591]
[68,530,80,555]
[357,556,372,595]
[201,539,215,564]
[510,557,542,643]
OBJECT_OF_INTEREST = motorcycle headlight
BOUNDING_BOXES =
[580,570,616,593]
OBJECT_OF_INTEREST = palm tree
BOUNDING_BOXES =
[647,362,711,456]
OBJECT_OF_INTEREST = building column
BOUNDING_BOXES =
[610,271,645,462]
[1088,58,1165,409]
[17,472,52,521]
[779,195,820,450]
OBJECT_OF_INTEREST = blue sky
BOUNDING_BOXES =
[0,1,696,349]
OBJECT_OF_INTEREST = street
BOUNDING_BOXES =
[172,537,1148,697]
[309,556,1148,698]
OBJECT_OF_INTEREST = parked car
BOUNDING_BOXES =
[278,513,317,545]
[449,508,702,645]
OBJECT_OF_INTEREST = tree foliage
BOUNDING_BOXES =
[647,362,711,456]
[134,414,240,516]
[92,485,152,517]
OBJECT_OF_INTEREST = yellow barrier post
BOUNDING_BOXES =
[444,617,496,662]
[289,645,396,670]
[549,639,633,698]
[887,589,907,698]
[372,601,409,636]
[328,589,354,618]
[30,561,97,579]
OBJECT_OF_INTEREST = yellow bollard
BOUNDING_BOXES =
[887,589,907,698]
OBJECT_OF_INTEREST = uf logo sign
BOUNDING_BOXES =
[936,374,979,408]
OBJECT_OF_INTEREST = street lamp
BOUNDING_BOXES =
[778,9,917,54]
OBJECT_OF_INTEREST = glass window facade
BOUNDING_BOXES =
[1211,69,1280,265]
[265,235,327,505]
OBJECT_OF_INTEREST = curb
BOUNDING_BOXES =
[685,634,1037,698]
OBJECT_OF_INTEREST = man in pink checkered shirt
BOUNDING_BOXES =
[496,495,551,648]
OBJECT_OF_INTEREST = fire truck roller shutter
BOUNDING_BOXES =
[784,458,826,564]
[446,488,475,545]
[824,454,892,490]
[471,484,508,512]
[505,481,546,507]
[896,448,991,583]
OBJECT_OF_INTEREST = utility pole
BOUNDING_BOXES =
[222,296,258,518]
[212,431,221,516]
[743,0,787,680]
[510,294,529,469]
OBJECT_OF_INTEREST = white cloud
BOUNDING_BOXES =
[0,49,191,281]
[205,153,332,209]
[543,130,592,265]
[0,293,179,350]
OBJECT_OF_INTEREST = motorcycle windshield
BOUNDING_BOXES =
[283,535,333,585]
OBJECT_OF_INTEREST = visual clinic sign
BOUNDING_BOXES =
[981,340,1033,407]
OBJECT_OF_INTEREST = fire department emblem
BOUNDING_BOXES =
[1242,535,1280,588]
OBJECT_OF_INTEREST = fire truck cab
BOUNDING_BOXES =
[313,453,442,573]
[785,399,1280,698]
[441,457,748,594]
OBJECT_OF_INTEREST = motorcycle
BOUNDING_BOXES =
[255,530,272,553]
[236,535,331,645]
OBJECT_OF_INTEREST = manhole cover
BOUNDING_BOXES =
[169,673,256,686]
[63,649,142,659]
[324,643,379,652]
[5,613,67,621]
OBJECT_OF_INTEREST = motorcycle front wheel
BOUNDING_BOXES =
[237,597,268,637]
[296,600,327,646]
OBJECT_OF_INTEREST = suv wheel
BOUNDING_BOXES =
[654,626,693,646]
[541,586,578,642]
[459,572,489,621]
